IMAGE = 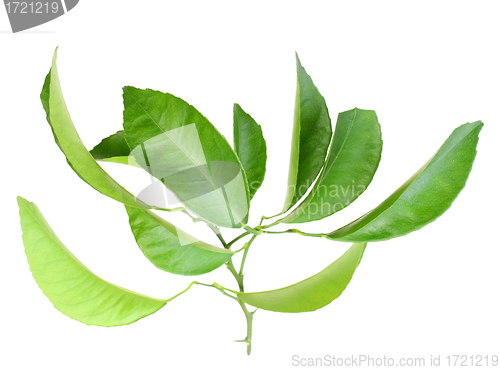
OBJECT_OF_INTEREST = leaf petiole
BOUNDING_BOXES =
[239,234,258,277]
[227,231,251,248]
[261,228,328,238]
[195,282,239,301]
[242,224,263,235]
[259,212,282,226]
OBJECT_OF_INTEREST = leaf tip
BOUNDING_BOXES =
[472,120,484,130]
[295,52,302,68]
[52,46,59,65]
[17,196,29,208]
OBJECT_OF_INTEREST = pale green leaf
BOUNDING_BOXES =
[238,243,366,312]
[17,196,168,326]
[40,48,146,208]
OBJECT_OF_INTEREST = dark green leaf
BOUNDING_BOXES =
[40,48,147,208]
[90,130,130,159]
[125,206,233,276]
[282,108,382,223]
[282,54,332,212]
[17,196,168,326]
[325,121,483,242]
[233,103,267,200]
[123,86,250,228]
[237,243,366,313]
[90,130,141,167]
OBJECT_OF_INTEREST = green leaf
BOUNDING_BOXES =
[237,243,366,313]
[233,104,267,200]
[89,130,141,167]
[282,108,382,223]
[125,206,233,276]
[40,48,146,208]
[90,130,130,160]
[123,86,250,228]
[325,121,483,242]
[17,196,168,326]
[282,54,332,212]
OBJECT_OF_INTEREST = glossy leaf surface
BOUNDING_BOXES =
[126,206,233,276]
[325,121,483,242]
[282,108,382,223]
[17,197,167,326]
[123,86,249,228]
[282,54,332,212]
[89,130,140,167]
[238,243,366,313]
[40,48,146,208]
[233,104,267,200]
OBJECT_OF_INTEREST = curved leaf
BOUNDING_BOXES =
[282,108,382,223]
[125,206,233,276]
[89,130,140,167]
[40,48,146,208]
[325,121,483,242]
[238,243,366,313]
[282,54,332,212]
[17,196,168,326]
[233,104,267,200]
[123,86,250,228]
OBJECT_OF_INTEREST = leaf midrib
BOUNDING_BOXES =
[331,123,479,237]
[321,108,358,183]
[282,109,357,222]
[124,88,242,227]
[20,201,97,277]
[124,88,215,188]
[21,200,167,303]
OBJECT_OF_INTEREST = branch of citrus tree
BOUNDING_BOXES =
[227,231,251,248]
[239,234,258,277]
[206,227,256,355]
[261,228,328,238]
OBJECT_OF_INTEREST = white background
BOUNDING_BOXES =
[1,1,499,369]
